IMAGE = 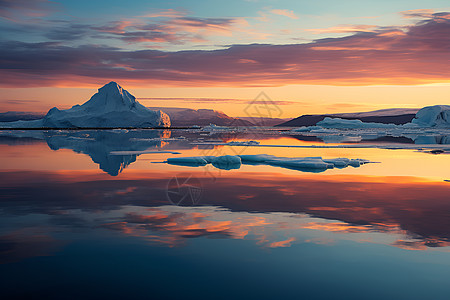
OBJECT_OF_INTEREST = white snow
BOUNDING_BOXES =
[411,105,450,127]
[0,82,170,128]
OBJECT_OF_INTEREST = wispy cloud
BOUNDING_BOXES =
[0,0,57,20]
[400,9,436,19]
[400,9,450,21]
[270,9,298,20]
[306,24,377,34]
[139,97,298,105]
[2,7,257,45]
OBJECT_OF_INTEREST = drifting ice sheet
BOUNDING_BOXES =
[316,117,398,129]
[165,154,374,172]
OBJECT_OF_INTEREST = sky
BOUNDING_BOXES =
[1,0,450,117]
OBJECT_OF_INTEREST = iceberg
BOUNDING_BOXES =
[411,105,450,127]
[0,82,170,128]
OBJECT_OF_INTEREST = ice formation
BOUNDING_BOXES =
[0,82,170,128]
[411,105,450,127]
[165,154,373,172]
[296,105,450,131]
[316,117,398,129]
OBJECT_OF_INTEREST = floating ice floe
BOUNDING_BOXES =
[201,124,235,132]
[164,154,375,172]
[316,117,400,129]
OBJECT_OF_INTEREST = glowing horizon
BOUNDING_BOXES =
[1,1,450,117]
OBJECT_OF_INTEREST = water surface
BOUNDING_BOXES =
[1,129,450,299]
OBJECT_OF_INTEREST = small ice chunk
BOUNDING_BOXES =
[211,155,242,170]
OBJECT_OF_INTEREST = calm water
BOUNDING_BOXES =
[1,129,450,300]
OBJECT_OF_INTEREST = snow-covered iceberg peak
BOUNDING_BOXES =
[40,82,171,128]
[412,105,450,127]
[81,81,137,112]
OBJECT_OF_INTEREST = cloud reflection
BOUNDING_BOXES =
[1,170,449,254]
[0,229,63,264]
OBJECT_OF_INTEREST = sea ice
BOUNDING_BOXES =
[316,117,398,129]
[201,124,235,132]
[165,154,374,172]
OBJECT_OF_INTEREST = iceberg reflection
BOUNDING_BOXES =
[1,170,449,255]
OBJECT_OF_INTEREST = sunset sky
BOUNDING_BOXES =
[1,0,450,117]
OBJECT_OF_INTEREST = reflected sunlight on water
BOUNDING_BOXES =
[1,129,450,299]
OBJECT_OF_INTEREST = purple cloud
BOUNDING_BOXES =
[1,16,450,87]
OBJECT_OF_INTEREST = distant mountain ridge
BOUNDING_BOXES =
[148,107,253,126]
[277,108,420,127]
[238,116,291,127]
[0,111,45,122]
